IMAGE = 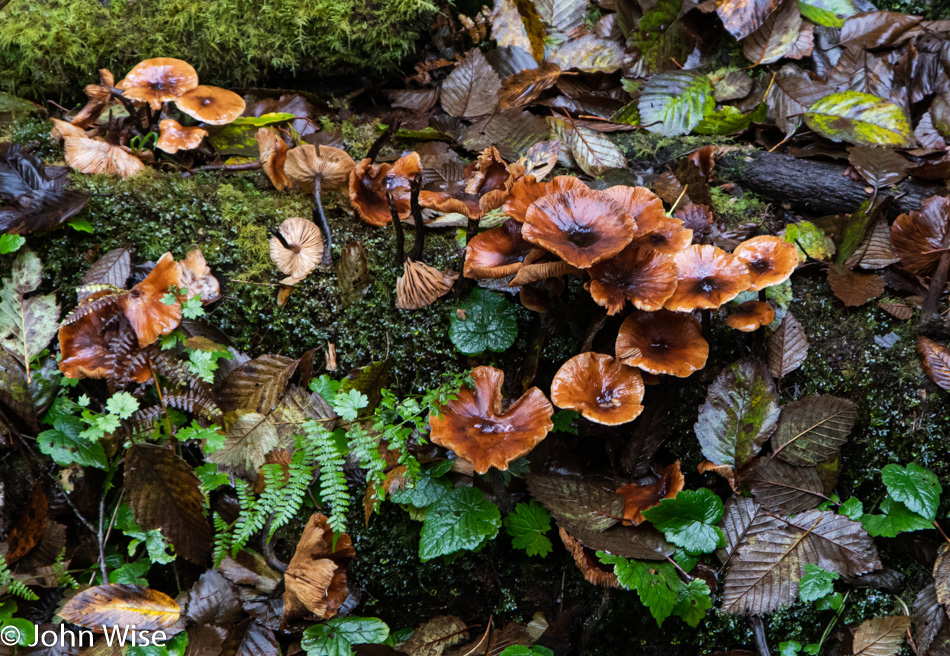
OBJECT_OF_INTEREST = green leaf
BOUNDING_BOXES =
[0,234,25,255]
[449,288,518,355]
[504,500,554,557]
[599,554,680,626]
[694,104,765,136]
[180,296,205,320]
[674,579,712,627]
[230,112,296,127]
[0,249,59,371]
[881,463,942,521]
[804,91,914,148]
[66,218,94,233]
[784,221,836,261]
[333,389,370,422]
[638,71,714,137]
[109,560,150,585]
[839,497,864,520]
[797,0,858,27]
[419,486,502,561]
[301,617,390,656]
[178,421,226,452]
[780,642,802,656]
[106,392,140,419]
[798,564,838,602]
[390,463,453,509]
[500,647,555,656]
[551,409,579,435]
[641,489,726,554]
[816,592,843,611]
[37,416,108,469]
[861,497,934,537]
[194,463,229,495]
[627,0,686,77]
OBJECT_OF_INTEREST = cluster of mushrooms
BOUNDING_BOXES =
[50,57,246,176]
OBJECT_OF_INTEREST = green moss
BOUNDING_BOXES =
[0,0,437,102]
[709,186,769,227]
[613,132,731,166]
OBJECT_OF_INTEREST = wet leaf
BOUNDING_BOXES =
[935,547,950,606]
[402,615,469,656]
[0,248,60,374]
[881,462,941,521]
[491,0,546,63]
[748,458,826,514]
[79,248,131,300]
[640,488,725,554]
[714,71,754,102]
[848,147,909,189]
[891,196,950,277]
[37,415,108,469]
[527,473,626,533]
[627,0,687,77]
[449,288,518,355]
[185,570,243,627]
[284,513,354,621]
[804,91,914,148]
[784,220,835,261]
[913,585,950,656]
[827,265,885,307]
[717,0,782,39]
[852,616,909,656]
[126,443,212,563]
[694,104,766,136]
[441,49,502,118]
[221,618,279,656]
[210,412,280,472]
[0,348,34,425]
[302,617,389,656]
[565,123,627,176]
[694,359,780,468]
[548,34,625,73]
[59,584,180,631]
[419,487,502,561]
[499,63,561,109]
[0,143,90,234]
[767,311,809,379]
[219,354,297,414]
[797,0,858,27]
[771,395,857,466]
[4,483,47,564]
[535,0,586,33]
[639,72,714,137]
[741,0,803,65]
[838,11,921,48]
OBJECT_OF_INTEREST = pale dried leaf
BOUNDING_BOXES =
[852,616,910,656]
[767,311,808,379]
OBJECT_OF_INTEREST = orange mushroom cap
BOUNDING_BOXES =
[175,85,246,125]
[665,245,752,311]
[348,152,422,226]
[890,195,950,276]
[559,527,621,588]
[256,127,291,191]
[550,352,645,426]
[630,215,694,255]
[503,175,589,223]
[59,292,149,383]
[617,461,685,525]
[601,185,693,254]
[615,309,709,378]
[733,236,800,292]
[156,119,208,154]
[523,187,637,268]
[419,147,524,219]
[429,366,554,474]
[116,58,199,110]
[118,253,183,347]
[586,245,678,315]
[463,219,533,280]
[725,300,775,332]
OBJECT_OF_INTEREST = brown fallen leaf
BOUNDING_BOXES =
[917,336,950,391]
[499,63,561,109]
[60,584,180,632]
[3,483,48,564]
[767,311,808,380]
[402,615,469,656]
[827,265,885,307]
[852,615,910,656]
[877,301,914,320]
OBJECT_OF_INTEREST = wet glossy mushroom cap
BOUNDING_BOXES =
[116,58,199,109]
[463,219,533,280]
[119,252,183,347]
[559,528,621,588]
[283,513,355,624]
[429,366,554,474]
[522,187,637,268]
[509,258,579,286]
[174,85,246,125]
[285,144,356,193]
[550,352,645,426]
[177,249,220,304]
[59,292,149,382]
[395,259,458,309]
[255,127,290,191]
[64,137,146,179]
[420,147,524,219]
[890,195,950,276]
[615,309,709,378]
[349,152,422,226]
[733,236,800,291]
[269,217,325,284]
[602,186,666,234]
[617,461,685,525]
[725,300,775,332]
[503,175,588,223]
[50,118,87,141]
[630,215,693,255]
[665,245,752,311]
[586,245,678,315]
[156,119,208,154]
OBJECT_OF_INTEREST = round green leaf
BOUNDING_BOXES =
[449,288,518,355]
[804,91,914,147]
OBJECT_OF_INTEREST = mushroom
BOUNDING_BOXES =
[725,300,775,332]
[395,259,458,310]
[429,366,554,474]
[522,187,637,268]
[615,309,709,378]
[269,217,325,285]
[64,136,145,178]
[891,196,950,319]
[284,144,356,266]
[116,58,199,110]
[59,292,150,382]
[419,147,524,219]
[585,245,678,315]
[119,252,183,347]
[255,127,291,191]
[177,249,220,304]
[509,258,579,286]
[664,245,752,311]
[732,236,800,292]
[463,219,533,280]
[349,152,423,227]
[550,352,645,426]
[602,186,693,254]
[174,85,246,125]
[156,119,209,154]
[503,175,588,223]
[50,118,88,141]
[71,69,116,128]
[283,513,355,625]
[559,528,621,588]
[616,461,685,525]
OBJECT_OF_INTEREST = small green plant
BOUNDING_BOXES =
[449,288,518,355]
[504,500,554,557]
[302,617,390,656]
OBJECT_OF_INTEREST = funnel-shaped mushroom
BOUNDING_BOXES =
[419,147,524,219]
[509,257,579,286]
[890,195,950,276]
[64,137,145,178]
[72,69,115,128]
[116,58,199,110]
[523,187,637,268]
[665,245,752,311]
[349,152,423,226]
[602,186,693,254]
[550,352,645,426]
[725,300,774,332]
[283,513,355,624]
[256,127,290,191]
[177,250,220,304]
[174,86,246,125]
[285,144,356,266]
[59,292,150,383]
[119,252,182,347]
[156,119,208,154]
[617,461,685,525]
[503,175,588,223]
[269,217,325,285]
[586,246,678,314]
[464,220,533,280]
[430,366,554,474]
[733,236,800,292]
[51,119,87,141]
[395,259,458,309]
[616,310,709,377]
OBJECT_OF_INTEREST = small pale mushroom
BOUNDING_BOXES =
[269,217,325,285]
[550,352,645,426]
[395,259,458,310]
[64,136,146,178]
[255,127,291,191]
[665,244,752,311]
[725,300,775,332]
[174,85,246,125]
[615,309,709,378]
[156,119,209,154]
[176,249,220,304]
[50,118,88,141]
[116,58,199,110]
[71,69,116,128]
[732,236,800,292]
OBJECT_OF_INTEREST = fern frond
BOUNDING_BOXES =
[0,559,38,600]
[308,422,350,534]
[212,513,233,567]
[163,389,222,421]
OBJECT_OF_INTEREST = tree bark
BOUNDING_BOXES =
[716,150,947,217]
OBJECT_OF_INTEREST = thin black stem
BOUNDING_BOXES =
[408,173,426,262]
[313,176,333,267]
[922,250,949,321]
[387,190,406,265]
[108,88,146,133]
[365,119,401,163]
[269,227,293,251]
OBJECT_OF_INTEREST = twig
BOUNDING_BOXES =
[750,616,770,656]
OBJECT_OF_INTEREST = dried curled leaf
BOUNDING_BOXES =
[60,584,180,632]
[917,336,950,392]
[767,311,808,379]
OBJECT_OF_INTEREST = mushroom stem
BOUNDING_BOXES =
[312,175,333,267]
[365,119,401,164]
[108,88,147,133]
[515,313,554,393]
[269,227,293,251]
[701,309,712,340]
[408,173,426,262]
[922,250,950,321]
[387,189,406,265]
